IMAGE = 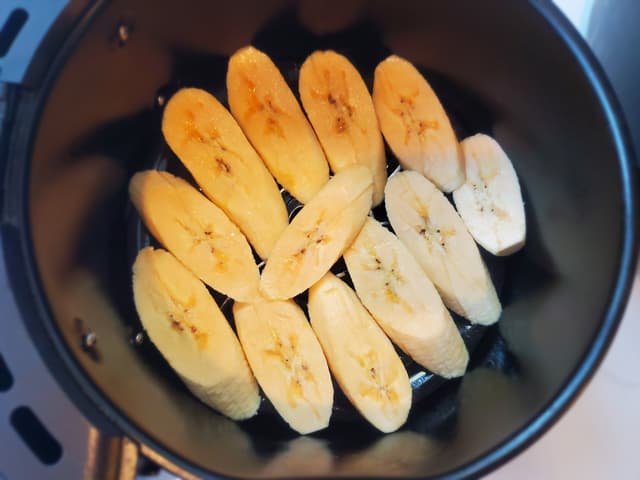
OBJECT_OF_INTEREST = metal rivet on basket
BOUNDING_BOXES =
[82,331,97,349]
[117,24,130,44]
[134,332,145,345]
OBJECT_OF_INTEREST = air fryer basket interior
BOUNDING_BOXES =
[8,0,635,478]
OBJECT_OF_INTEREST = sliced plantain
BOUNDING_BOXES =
[132,247,260,420]
[162,87,288,259]
[299,50,387,205]
[129,170,260,302]
[233,299,333,434]
[453,134,526,256]
[227,46,330,204]
[373,55,464,192]
[260,165,373,300]
[308,273,411,433]
[385,171,501,325]
[344,217,469,378]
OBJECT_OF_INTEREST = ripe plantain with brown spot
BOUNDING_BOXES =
[227,46,330,204]
[299,50,387,205]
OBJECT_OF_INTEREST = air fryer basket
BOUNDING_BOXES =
[1,0,636,478]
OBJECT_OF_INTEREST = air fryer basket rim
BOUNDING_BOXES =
[0,0,637,478]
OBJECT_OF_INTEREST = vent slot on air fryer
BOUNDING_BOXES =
[10,406,63,465]
[0,353,13,391]
[0,9,28,58]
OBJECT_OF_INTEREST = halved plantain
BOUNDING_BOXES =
[162,87,288,259]
[233,299,333,434]
[344,217,469,378]
[260,165,373,300]
[308,273,411,433]
[129,170,260,302]
[227,46,330,203]
[453,134,526,256]
[385,171,501,325]
[373,55,464,192]
[299,50,387,205]
[132,247,260,420]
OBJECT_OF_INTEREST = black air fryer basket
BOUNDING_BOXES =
[0,1,637,478]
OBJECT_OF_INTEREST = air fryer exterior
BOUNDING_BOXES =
[0,1,637,478]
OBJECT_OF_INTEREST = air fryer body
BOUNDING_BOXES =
[0,0,636,478]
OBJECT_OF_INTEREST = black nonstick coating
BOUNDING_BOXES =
[3,0,636,478]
